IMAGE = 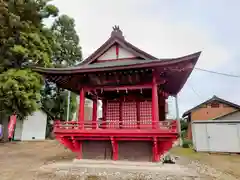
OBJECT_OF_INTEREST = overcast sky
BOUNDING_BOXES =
[50,0,240,117]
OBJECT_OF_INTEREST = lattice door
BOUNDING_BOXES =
[106,101,120,128]
[122,102,137,129]
[139,101,152,127]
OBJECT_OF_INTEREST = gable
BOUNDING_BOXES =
[183,96,240,117]
[192,101,237,111]
[80,26,158,65]
[97,44,137,61]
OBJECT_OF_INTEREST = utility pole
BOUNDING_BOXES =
[175,95,182,146]
[66,91,71,122]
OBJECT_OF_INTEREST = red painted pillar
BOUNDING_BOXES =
[152,137,159,162]
[92,97,98,129]
[136,101,140,129]
[111,137,118,160]
[152,75,159,129]
[78,88,85,129]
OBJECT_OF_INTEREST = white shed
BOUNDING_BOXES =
[192,120,240,153]
[14,110,47,141]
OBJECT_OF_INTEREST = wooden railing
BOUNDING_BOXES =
[54,120,178,132]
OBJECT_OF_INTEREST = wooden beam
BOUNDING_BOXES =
[86,83,152,91]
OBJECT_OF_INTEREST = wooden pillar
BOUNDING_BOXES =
[111,137,118,161]
[92,97,98,129]
[152,75,159,129]
[136,101,140,129]
[119,101,123,128]
[78,88,85,129]
[152,137,158,162]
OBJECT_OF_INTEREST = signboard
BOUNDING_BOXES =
[8,115,17,139]
[0,124,3,139]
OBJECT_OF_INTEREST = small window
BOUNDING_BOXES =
[211,102,219,108]
[201,104,207,108]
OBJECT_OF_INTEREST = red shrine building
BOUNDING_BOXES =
[33,26,201,162]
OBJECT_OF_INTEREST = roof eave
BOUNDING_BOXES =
[33,51,201,75]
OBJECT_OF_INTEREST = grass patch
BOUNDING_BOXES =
[170,147,202,160]
[171,147,240,178]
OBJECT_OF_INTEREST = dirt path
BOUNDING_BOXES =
[0,141,239,180]
[0,141,75,180]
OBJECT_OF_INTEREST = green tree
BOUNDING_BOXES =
[0,0,58,70]
[51,14,82,66]
[0,69,43,118]
[0,0,58,141]
[41,14,82,122]
[41,81,77,121]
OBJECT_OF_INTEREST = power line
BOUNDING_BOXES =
[194,67,240,78]
[187,83,202,100]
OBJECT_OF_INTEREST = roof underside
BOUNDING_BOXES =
[33,52,200,96]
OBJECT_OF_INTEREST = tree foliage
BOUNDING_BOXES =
[41,81,77,120]
[0,0,59,70]
[51,14,82,66]
[0,0,82,127]
[0,69,43,118]
[41,14,82,121]
[0,0,58,120]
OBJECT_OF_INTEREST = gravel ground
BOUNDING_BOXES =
[40,159,203,180]
[174,156,239,180]
[0,141,239,180]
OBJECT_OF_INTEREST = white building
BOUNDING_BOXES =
[192,119,240,153]
[14,110,47,141]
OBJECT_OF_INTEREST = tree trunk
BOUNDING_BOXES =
[0,112,9,142]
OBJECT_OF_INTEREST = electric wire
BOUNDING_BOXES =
[194,67,240,78]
